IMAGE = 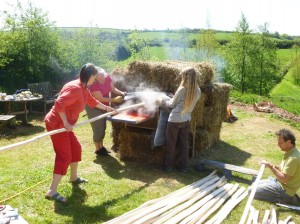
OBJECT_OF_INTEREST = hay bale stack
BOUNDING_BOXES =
[111,61,231,164]
[118,127,164,164]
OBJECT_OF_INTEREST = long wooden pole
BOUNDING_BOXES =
[119,176,222,224]
[239,163,265,224]
[104,172,218,224]
[0,102,145,152]
[206,186,248,224]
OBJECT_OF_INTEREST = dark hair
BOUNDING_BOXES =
[80,63,98,87]
[276,128,296,145]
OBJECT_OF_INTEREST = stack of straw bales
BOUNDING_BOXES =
[111,61,231,164]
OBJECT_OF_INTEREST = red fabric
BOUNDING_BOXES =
[44,78,99,175]
[45,79,99,126]
[89,75,112,106]
[46,122,81,175]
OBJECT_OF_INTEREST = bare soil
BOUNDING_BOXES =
[230,102,300,123]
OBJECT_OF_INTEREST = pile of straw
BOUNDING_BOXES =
[111,61,231,163]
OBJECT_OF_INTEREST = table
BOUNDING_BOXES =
[0,95,42,123]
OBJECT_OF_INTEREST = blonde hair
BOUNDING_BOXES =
[178,67,198,115]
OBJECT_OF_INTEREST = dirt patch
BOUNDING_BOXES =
[230,102,300,123]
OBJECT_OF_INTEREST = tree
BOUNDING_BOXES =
[251,24,279,95]
[195,29,219,60]
[64,26,117,70]
[222,13,255,93]
[128,29,151,61]
[0,1,63,91]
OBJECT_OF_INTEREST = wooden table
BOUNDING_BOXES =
[0,95,42,123]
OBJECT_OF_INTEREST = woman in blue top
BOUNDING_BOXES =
[158,67,201,172]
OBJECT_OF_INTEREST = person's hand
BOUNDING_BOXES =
[106,106,117,115]
[63,121,73,132]
[156,97,163,105]
[261,160,272,168]
[112,96,123,103]
[123,91,127,96]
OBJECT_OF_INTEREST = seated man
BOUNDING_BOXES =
[254,128,300,204]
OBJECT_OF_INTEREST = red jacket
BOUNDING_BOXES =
[45,79,98,127]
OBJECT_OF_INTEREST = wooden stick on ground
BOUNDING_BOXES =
[262,209,270,224]
[104,171,218,224]
[163,180,228,224]
[282,215,292,224]
[0,102,145,152]
[195,183,240,224]
[276,203,300,211]
[139,170,218,209]
[270,205,277,224]
[239,163,265,224]
[118,176,222,224]
[208,187,248,224]
[187,183,238,224]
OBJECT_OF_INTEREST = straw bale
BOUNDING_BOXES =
[110,61,232,162]
[117,127,164,164]
[201,83,232,127]
[124,61,215,93]
[110,122,124,152]
[194,125,222,152]
[190,93,206,131]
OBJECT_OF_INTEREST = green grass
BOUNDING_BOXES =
[1,109,300,223]
[277,48,296,68]
[270,71,300,116]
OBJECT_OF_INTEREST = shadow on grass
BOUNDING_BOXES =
[0,121,45,139]
[192,140,255,185]
[198,140,253,167]
[54,183,151,223]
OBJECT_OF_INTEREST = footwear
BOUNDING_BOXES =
[70,177,88,184]
[45,192,67,203]
[176,167,188,173]
[95,147,110,156]
[163,166,173,172]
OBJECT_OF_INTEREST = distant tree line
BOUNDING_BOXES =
[0,2,299,97]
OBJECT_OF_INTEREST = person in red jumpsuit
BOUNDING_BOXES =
[44,63,115,203]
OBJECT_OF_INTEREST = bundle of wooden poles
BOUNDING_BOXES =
[246,205,293,224]
[104,170,249,224]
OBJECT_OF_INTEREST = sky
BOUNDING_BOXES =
[0,0,299,36]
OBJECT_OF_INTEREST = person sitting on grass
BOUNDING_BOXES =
[254,128,300,204]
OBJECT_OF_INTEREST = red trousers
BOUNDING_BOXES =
[46,122,81,175]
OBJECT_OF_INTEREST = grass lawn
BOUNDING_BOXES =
[0,109,300,223]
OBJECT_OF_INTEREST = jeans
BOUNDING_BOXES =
[254,177,297,204]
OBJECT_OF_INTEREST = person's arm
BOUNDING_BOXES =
[165,87,184,108]
[262,160,291,184]
[58,112,73,131]
[91,91,110,103]
[110,81,126,96]
[95,103,115,112]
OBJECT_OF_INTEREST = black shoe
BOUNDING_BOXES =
[163,166,173,172]
[176,167,188,173]
[95,147,109,156]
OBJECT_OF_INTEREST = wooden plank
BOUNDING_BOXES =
[0,115,16,122]
[239,164,265,224]
[197,159,259,177]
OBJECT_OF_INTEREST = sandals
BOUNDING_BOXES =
[70,177,88,184]
[45,192,67,203]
